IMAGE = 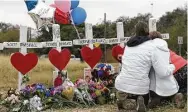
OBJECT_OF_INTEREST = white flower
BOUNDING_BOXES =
[5,94,20,104]
[37,107,43,111]
[23,100,29,105]
[29,95,43,111]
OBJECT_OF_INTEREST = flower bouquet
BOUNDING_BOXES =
[74,79,95,106]
[87,80,110,105]
[92,63,117,88]
[42,80,81,110]
[0,88,31,112]
[0,82,82,111]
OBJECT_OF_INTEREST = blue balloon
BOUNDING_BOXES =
[25,0,38,11]
[71,7,87,25]
[71,0,80,9]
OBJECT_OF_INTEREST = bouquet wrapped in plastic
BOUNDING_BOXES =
[74,79,95,106]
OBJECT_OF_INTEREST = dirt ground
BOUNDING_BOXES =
[45,104,187,112]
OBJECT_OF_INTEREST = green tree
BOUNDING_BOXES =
[158,7,187,56]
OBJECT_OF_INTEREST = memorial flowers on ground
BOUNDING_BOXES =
[0,64,117,111]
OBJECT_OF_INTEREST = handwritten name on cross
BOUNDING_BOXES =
[0,25,72,90]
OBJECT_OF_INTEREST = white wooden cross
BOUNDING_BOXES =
[50,24,72,86]
[149,18,170,39]
[74,23,96,80]
[0,18,170,89]
[73,23,105,46]
[0,24,73,90]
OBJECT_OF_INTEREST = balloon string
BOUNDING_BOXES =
[73,23,81,40]
[70,13,81,40]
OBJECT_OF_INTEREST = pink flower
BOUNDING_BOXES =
[91,93,97,98]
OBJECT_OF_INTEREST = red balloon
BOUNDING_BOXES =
[54,8,70,24]
[10,52,38,75]
[48,48,71,71]
[112,45,125,63]
[81,46,103,69]
[170,50,187,73]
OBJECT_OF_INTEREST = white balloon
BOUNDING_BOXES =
[29,13,44,29]
[29,13,52,30]
[29,1,55,19]
[28,1,55,30]
[40,6,56,19]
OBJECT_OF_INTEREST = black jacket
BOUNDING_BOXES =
[127,36,151,47]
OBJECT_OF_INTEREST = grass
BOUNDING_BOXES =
[0,55,186,112]
[0,55,118,90]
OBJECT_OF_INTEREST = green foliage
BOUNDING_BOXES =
[0,29,19,54]
[34,27,52,55]
[0,29,19,42]
[157,7,187,56]
[0,6,186,56]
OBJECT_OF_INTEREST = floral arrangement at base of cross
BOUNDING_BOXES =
[75,78,112,105]
[74,79,96,106]
[91,63,118,104]
[0,82,81,112]
[92,63,117,87]
[0,64,118,111]
[88,80,111,105]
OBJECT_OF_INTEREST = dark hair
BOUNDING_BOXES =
[149,31,162,40]
[135,21,149,36]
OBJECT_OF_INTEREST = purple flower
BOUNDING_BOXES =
[90,87,95,91]
[50,90,55,95]
[45,90,51,97]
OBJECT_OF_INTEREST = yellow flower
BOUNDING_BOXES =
[62,87,74,100]
[95,90,101,96]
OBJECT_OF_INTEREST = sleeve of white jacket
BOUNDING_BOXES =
[151,48,175,78]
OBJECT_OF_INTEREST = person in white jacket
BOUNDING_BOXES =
[149,31,178,96]
[115,22,176,112]
[148,31,185,109]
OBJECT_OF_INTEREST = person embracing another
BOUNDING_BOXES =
[148,31,186,109]
[115,21,152,112]
[115,21,176,112]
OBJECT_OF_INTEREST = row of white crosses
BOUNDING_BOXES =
[0,18,169,90]
[0,25,73,90]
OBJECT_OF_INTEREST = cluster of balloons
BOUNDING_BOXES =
[25,0,87,25]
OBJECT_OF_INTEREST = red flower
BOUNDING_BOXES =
[54,76,63,87]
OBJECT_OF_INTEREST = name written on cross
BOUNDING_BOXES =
[0,33,169,50]
[42,41,72,47]
[3,42,43,48]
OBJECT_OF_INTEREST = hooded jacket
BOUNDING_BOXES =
[149,38,178,96]
[115,36,175,95]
